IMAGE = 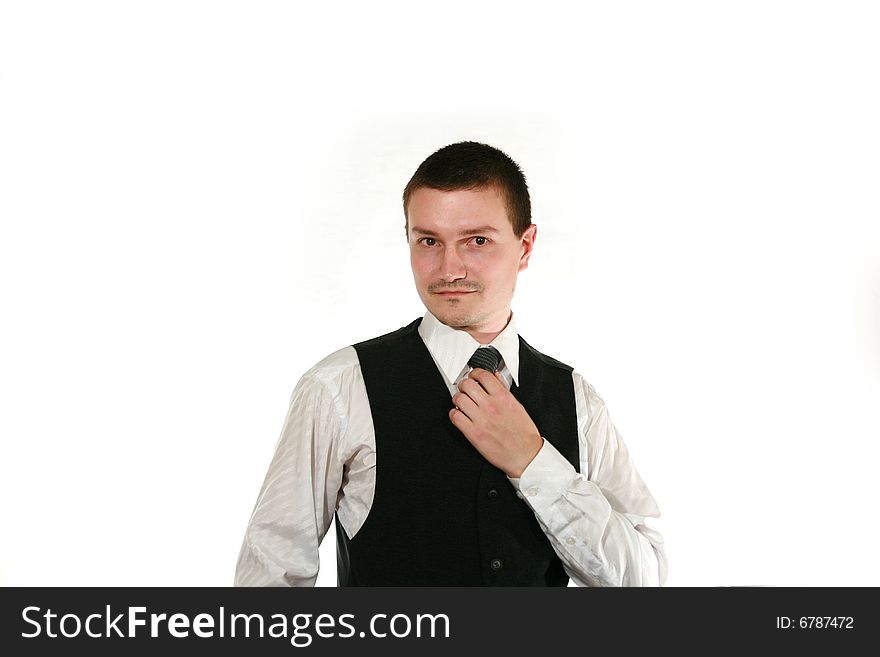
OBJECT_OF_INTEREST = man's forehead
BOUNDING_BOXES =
[406,186,513,235]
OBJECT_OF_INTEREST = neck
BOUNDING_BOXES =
[461,309,512,345]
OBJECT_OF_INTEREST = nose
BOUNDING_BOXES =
[440,245,466,283]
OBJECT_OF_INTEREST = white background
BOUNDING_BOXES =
[1,1,878,586]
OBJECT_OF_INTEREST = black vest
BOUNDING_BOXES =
[337,318,579,586]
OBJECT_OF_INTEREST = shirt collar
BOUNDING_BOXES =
[417,309,521,388]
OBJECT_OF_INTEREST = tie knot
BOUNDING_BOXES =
[467,346,502,373]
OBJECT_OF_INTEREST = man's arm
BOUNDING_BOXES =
[234,372,345,586]
[451,369,666,587]
[509,375,666,587]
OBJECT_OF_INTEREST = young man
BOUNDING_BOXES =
[235,141,666,586]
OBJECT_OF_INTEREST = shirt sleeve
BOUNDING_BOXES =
[508,373,667,587]
[233,371,347,587]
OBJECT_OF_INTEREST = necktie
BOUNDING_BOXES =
[467,346,502,373]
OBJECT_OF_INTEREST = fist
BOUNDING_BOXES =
[449,367,543,478]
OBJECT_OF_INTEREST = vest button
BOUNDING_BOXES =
[490,559,503,571]
[487,488,498,499]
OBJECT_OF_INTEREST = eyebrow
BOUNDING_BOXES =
[410,225,500,237]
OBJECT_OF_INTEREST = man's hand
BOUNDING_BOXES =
[449,368,544,478]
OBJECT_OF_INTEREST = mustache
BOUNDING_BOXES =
[429,283,481,293]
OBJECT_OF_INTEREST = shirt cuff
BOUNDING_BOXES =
[507,437,577,505]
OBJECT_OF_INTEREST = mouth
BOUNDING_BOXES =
[434,290,476,296]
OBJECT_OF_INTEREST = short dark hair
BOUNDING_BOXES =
[402,141,532,238]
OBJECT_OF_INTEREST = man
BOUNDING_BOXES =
[235,141,666,586]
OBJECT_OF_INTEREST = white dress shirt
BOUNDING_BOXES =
[235,310,667,587]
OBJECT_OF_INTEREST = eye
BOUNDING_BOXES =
[418,237,437,246]
[471,236,488,246]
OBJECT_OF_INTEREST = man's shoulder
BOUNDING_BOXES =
[516,337,601,403]
[518,335,574,373]
[298,345,362,393]
[524,349,607,414]
[305,344,360,373]
[351,317,422,351]
[297,318,421,389]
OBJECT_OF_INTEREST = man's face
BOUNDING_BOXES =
[407,185,536,334]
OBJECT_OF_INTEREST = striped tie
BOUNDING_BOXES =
[467,346,502,373]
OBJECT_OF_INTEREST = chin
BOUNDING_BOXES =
[432,307,480,329]
[422,292,483,326]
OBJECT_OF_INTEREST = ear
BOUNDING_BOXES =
[518,224,537,272]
